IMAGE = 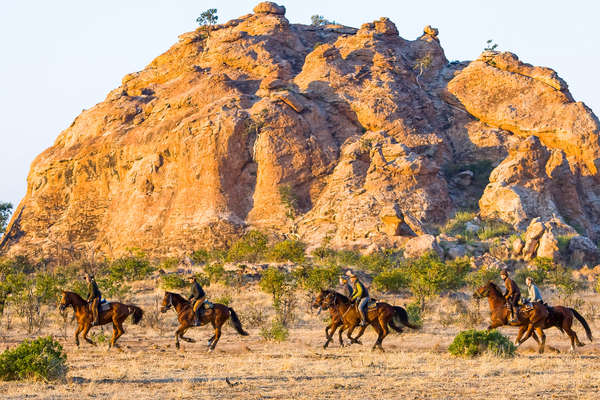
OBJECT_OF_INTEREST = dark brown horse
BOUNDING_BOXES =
[317,290,418,351]
[518,305,592,352]
[312,289,346,349]
[474,282,549,353]
[59,291,143,349]
[160,292,248,351]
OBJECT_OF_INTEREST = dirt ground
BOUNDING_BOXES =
[1,284,600,399]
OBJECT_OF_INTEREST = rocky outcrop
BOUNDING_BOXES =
[403,234,443,259]
[2,2,600,259]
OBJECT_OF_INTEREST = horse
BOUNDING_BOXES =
[312,289,346,349]
[59,290,143,349]
[517,304,592,352]
[473,281,549,353]
[160,291,248,351]
[318,289,418,351]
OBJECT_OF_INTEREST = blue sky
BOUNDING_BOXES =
[1,0,598,208]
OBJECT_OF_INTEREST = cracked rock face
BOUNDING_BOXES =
[2,2,600,258]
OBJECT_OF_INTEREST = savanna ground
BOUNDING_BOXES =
[1,277,600,400]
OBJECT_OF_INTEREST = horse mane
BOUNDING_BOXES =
[167,292,189,304]
[64,291,84,301]
[487,281,504,297]
[323,289,349,303]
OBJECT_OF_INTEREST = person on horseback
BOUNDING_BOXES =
[188,275,206,326]
[500,268,521,323]
[524,276,543,305]
[346,270,369,327]
[84,273,101,326]
[339,275,353,297]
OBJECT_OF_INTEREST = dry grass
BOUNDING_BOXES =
[1,282,600,399]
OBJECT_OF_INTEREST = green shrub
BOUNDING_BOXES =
[405,302,423,328]
[405,254,470,309]
[448,329,515,357]
[205,263,229,285]
[268,240,306,263]
[260,320,289,342]
[0,337,67,381]
[191,248,226,265]
[357,250,401,273]
[213,294,232,306]
[311,246,336,262]
[465,264,501,290]
[91,330,107,344]
[226,230,268,263]
[373,268,408,292]
[259,267,297,326]
[160,258,179,270]
[557,235,575,256]
[109,254,155,281]
[278,185,299,219]
[294,264,341,293]
[160,274,187,290]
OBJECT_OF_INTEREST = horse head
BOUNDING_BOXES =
[160,292,173,313]
[58,291,69,312]
[312,290,329,310]
[474,281,502,300]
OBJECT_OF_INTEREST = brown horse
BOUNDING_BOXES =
[312,289,346,349]
[474,282,549,353]
[318,290,418,351]
[518,305,592,352]
[59,291,143,349]
[160,292,248,351]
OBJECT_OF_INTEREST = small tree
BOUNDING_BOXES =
[310,15,331,26]
[484,39,498,51]
[0,202,12,236]
[259,268,297,327]
[196,8,218,33]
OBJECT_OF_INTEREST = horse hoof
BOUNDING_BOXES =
[207,348,214,353]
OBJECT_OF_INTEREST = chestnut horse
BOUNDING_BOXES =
[59,291,143,349]
[312,290,346,349]
[517,305,592,352]
[160,292,248,351]
[315,289,418,351]
[474,282,549,353]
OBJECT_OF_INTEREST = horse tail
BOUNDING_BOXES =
[129,305,144,325]
[570,308,593,342]
[392,306,420,330]
[228,307,249,336]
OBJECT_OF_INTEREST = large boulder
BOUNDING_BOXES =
[404,234,443,259]
[568,236,600,266]
[253,2,286,15]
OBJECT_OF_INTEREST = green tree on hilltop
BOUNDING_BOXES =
[0,202,13,236]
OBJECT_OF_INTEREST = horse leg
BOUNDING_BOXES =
[371,322,384,352]
[175,326,187,349]
[352,325,367,343]
[112,320,125,351]
[377,317,389,352]
[82,323,96,346]
[324,322,338,349]
[209,326,221,351]
[74,324,83,347]
[536,327,546,354]
[563,318,584,348]
[338,325,345,347]
[515,325,527,346]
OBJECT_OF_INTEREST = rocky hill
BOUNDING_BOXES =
[2,2,600,262]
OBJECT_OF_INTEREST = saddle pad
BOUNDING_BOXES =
[367,300,378,310]
[100,302,111,312]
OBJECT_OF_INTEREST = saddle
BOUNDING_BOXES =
[100,300,111,312]
[367,299,378,310]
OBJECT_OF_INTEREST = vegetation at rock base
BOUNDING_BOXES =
[0,337,67,381]
[449,329,515,357]
[0,202,12,236]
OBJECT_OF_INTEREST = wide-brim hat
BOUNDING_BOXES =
[345,270,357,278]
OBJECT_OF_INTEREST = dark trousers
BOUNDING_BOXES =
[508,293,520,318]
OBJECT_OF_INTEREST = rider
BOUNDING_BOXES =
[500,268,521,323]
[524,276,543,305]
[84,273,101,326]
[188,275,206,326]
[346,270,370,327]
[339,275,353,297]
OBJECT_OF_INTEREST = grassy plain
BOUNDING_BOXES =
[1,281,599,399]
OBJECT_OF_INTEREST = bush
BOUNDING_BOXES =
[160,258,179,270]
[160,274,187,290]
[259,267,297,326]
[0,337,67,381]
[465,264,501,290]
[373,269,408,292]
[205,263,229,285]
[448,329,515,357]
[226,230,268,263]
[294,264,341,293]
[442,211,477,236]
[268,240,306,263]
[357,250,401,273]
[405,254,470,310]
[405,302,423,328]
[213,294,232,306]
[260,320,289,342]
[109,253,155,281]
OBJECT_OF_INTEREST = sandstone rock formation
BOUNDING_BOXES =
[2,2,600,259]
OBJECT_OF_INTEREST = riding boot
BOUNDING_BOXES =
[509,307,518,323]
[194,307,204,326]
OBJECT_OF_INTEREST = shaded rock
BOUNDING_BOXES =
[512,238,524,256]
[537,229,559,260]
[568,236,600,266]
